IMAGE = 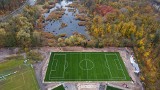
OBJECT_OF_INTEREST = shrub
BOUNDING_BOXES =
[27,50,43,62]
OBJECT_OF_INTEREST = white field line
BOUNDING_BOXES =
[13,73,26,90]
[63,54,69,71]
[48,53,127,81]
[0,70,30,87]
[62,54,67,78]
[12,85,23,90]
[104,54,113,78]
[54,54,66,55]
[113,59,125,78]
[115,54,126,79]
[30,70,39,90]
[100,54,108,80]
[79,59,95,70]
[114,59,122,70]
[65,61,68,70]
[49,54,55,79]
[86,57,88,79]
[62,52,106,55]
[104,58,110,69]
[51,59,58,71]
[22,73,25,84]
[105,54,125,79]
[0,78,13,88]
[49,54,66,79]
[0,70,38,90]
[0,76,13,87]
[105,53,117,55]
[48,78,126,80]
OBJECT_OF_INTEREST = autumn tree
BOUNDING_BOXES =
[32,30,42,47]
[23,5,40,24]
[0,28,6,47]
[0,0,25,15]
[17,29,31,49]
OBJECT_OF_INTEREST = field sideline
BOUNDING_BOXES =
[45,52,131,82]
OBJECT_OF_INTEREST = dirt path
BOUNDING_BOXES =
[0,48,20,62]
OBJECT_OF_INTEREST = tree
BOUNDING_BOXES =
[27,50,43,62]
[23,5,40,24]
[16,29,31,49]
[153,30,160,46]
[91,16,105,38]
[106,23,111,33]
[0,28,6,47]
[13,15,33,32]
[5,32,16,47]
[32,30,41,47]
[0,0,25,14]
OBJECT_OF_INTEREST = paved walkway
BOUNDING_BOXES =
[33,49,48,90]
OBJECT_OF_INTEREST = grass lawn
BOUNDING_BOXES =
[52,85,65,90]
[0,59,39,90]
[45,52,131,82]
[0,60,23,73]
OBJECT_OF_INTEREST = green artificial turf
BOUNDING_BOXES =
[45,52,131,82]
[52,85,65,90]
[0,60,39,90]
[106,85,122,90]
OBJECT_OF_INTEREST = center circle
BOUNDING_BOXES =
[79,59,94,70]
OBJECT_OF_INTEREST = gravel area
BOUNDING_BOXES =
[0,48,19,61]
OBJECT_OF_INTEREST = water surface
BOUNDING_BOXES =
[44,0,90,39]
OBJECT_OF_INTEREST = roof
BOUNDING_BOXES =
[130,55,140,73]
[130,55,134,64]
[132,62,140,72]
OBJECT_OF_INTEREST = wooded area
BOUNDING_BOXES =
[0,0,26,15]
[0,0,160,89]
[83,0,160,89]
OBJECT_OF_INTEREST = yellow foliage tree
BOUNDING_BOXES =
[106,23,112,33]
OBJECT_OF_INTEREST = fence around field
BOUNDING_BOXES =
[0,0,32,22]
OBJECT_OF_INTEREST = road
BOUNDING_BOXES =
[34,50,48,90]
[29,0,37,6]
[0,0,37,22]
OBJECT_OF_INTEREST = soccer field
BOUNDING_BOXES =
[44,52,131,82]
[0,60,39,90]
